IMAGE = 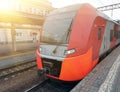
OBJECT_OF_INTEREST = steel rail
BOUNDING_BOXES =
[0,60,36,79]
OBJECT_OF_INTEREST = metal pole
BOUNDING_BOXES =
[111,7,113,18]
[11,23,16,51]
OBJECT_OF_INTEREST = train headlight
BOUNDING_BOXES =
[39,47,42,52]
[40,47,42,51]
[65,49,76,55]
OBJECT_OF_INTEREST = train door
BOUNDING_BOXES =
[117,26,120,44]
[103,36,107,52]
[100,21,114,55]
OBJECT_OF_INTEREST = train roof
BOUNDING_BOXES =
[97,10,120,25]
[49,4,82,16]
[49,3,119,25]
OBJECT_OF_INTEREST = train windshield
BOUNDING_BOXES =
[41,4,81,44]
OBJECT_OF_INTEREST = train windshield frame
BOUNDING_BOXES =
[41,5,81,44]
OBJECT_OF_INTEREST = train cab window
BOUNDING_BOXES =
[41,5,81,44]
[110,30,113,41]
[98,28,101,40]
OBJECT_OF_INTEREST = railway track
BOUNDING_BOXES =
[0,60,36,79]
[25,79,78,92]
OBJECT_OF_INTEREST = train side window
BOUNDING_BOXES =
[98,28,101,40]
[118,31,120,39]
[114,30,118,39]
[110,30,113,41]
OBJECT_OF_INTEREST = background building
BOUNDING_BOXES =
[0,0,53,55]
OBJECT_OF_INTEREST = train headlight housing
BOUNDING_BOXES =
[65,49,76,55]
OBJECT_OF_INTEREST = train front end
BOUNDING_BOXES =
[36,4,98,81]
[36,5,82,82]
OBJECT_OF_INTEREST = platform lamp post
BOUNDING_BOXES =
[11,23,16,52]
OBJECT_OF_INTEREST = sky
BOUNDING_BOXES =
[48,0,120,20]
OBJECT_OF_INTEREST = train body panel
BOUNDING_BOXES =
[36,3,120,81]
[59,47,99,81]
[89,17,107,60]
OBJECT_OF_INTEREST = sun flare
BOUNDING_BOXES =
[0,0,14,11]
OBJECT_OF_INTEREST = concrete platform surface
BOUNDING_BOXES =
[71,46,120,92]
[0,50,36,70]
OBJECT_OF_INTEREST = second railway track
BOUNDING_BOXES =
[0,60,36,79]
[25,79,78,92]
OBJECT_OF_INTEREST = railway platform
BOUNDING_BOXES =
[0,50,36,70]
[71,45,120,92]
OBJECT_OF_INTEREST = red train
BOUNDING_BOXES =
[36,3,120,82]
